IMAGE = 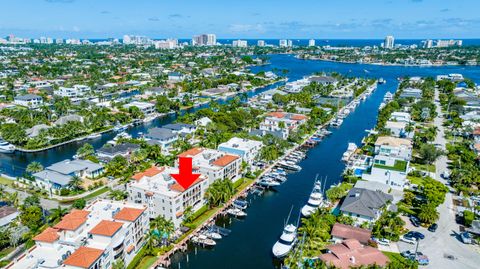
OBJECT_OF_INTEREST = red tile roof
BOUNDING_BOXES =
[89,220,123,237]
[178,147,204,157]
[113,207,145,222]
[291,114,307,120]
[331,223,372,244]
[63,247,104,269]
[212,154,239,167]
[169,177,204,193]
[268,112,285,118]
[319,239,389,269]
[33,227,59,243]
[132,166,165,181]
[473,127,480,135]
[53,210,90,231]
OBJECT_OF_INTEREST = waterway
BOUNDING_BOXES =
[163,54,480,269]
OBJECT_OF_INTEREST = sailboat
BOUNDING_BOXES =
[272,207,298,258]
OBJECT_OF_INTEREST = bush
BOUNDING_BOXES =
[464,210,475,227]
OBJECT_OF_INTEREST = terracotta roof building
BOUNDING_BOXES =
[320,239,389,269]
[331,223,372,244]
[8,199,149,269]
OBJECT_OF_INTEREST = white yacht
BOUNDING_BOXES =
[301,181,324,217]
[0,139,15,154]
[226,208,247,217]
[272,224,297,258]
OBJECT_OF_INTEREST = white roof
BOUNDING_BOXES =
[218,137,263,151]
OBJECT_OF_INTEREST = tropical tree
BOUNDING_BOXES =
[49,206,69,224]
[69,175,83,191]
[205,178,235,207]
[77,143,95,158]
[418,203,439,225]
[108,190,128,201]
[26,161,44,173]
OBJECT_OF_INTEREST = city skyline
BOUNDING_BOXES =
[1,0,480,39]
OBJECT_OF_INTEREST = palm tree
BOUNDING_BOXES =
[69,175,83,191]
[108,190,127,201]
[49,206,68,224]
[26,161,44,174]
[77,143,95,158]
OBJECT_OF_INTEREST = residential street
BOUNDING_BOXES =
[397,89,480,269]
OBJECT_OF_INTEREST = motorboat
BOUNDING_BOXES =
[273,168,287,176]
[341,143,358,162]
[87,133,101,139]
[226,208,247,217]
[114,132,132,141]
[272,224,297,258]
[201,230,222,240]
[113,125,126,132]
[191,234,216,246]
[277,161,301,172]
[258,178,281,187]
[0,139,15,154]
[301,181,324,217]
[378,78,386,84]
[233,199,248,210]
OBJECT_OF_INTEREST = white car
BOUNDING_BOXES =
[377,238,391,246]
[400,235,417,245]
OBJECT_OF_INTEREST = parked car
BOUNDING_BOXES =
[402,250,424,259]
[406,231,425,240]
[428,223,438,232]
[460,232,472,244]
[416,255,430,266]
[409,216,421,227]
[375,238,390,246]
[441,170,450,179]
[400,235,417,245]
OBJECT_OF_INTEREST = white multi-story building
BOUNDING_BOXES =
[177,147,241,184]
[54,85,91,98]
[279,39,288,47]
[14,94,43,108]
[257,40,265,47]
[383,35,394,49]
[123,101,156,115]
[259,111,308,139]
[218,137,263,164]
[374,136,412,161]
[192,34,216,46]
[362,155,408,190]
[232,40,248,47]
[9,199,149,269]
[308,39,316,47]
[154,39,178,49]
[128,166,208,228]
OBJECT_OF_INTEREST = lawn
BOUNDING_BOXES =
[374,160,408,172]
[0,176,14,187]
[137,255,158,269]
[410,162,435,173]
[383,251,418,268]
[83,186,110,200]
[0,247,14,259]
[407,175,424,186]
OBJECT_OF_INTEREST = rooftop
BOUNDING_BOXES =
[113,207,146,222]
[331,223,372,244]
[340,188,393,218]
[89,220,123,237]
[375,136,412,148]
[54,210,90,231]
[63,247,104,269]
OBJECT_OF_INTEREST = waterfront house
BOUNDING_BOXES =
[399,87,422,99]
[127,166,208,228]
[177,147,241,184]
[309,75,338,86]
[195,116,212,127]
[218,137,263,164]
[0,206,19,227]
[362,155,408,190]
[168,72,184,82]
[54,85,91,99]
[97,142,141,162]
[8,199,149,269]
[384,121,408,138]
[144,127,178,152]
[259,111,308,139]
[339,188,393,224]
[33,159,104,190]
[331,223,372,245]
[260,89,287,103]
[319,239,389,269]
[26,124,51,138]
[13,94,43,108]
[374,136,413,161]
[54,114,84,125]
[123,101,156,116]
[389,111,411,123]
[163,123,197,136]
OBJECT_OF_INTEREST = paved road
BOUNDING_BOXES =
[397,89,480,269]
[3,185,61,210]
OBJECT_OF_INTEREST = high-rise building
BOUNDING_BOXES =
[422,39,433,48]
[257,40,265,47]
[383,35,394,49]
[232,40,248,47]
[435,39,462,48]
[55,38,63,44]
[192,34,217,46]
[155,39,178,49]
[279,39,288,47]
[287,40,293,47]
[308,39,316,47]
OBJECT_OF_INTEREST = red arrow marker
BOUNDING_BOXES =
[170,157,201,190]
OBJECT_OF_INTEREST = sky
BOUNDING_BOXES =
[1,0,479,39]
